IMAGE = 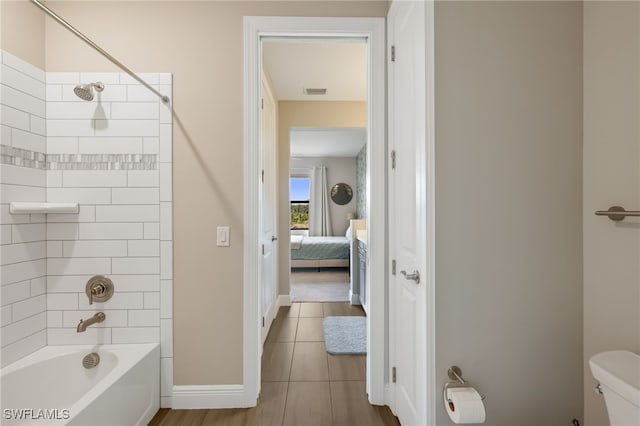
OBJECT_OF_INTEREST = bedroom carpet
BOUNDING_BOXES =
[323,316,367,355]
[290,269,350,302]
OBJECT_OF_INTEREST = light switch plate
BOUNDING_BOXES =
[217,226,230,247]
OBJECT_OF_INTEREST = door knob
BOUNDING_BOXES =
[271,236,278,241]
[400,270,420,284]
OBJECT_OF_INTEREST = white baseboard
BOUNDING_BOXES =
[277,294,291,307]
[350,292,361,305]
[171,385,254,409]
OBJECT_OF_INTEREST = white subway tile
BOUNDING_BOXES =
[47,101,111,120]
[1,312,46,347]
[46,137,78,154]
[30,277,46,296]
[47,188,111,204]
[160,318,173,357]
[1,241,46,265]
[12,294,46,322]
[160,279,172,319]
[128,240,159,257]
[48,327,111,345]
[94,119,159,137]
[160,101,172,124]
[47,311,63,327]
[46,85,62,102]
[160,203,172,241]
[95,205,159,222]
[63,309,127,328]
[159,164,172,201]
[46,170,62,187]
[47,205,95,223]
[160,242,172,280]
[1,164,45,187]
[1,259,46,285]
[11,223,45,244]
[1,85,45,117]
[79,223,142,240]
[1,281,31,306]
[159,124,172,163]
[112,188,159,205]
[143,223,160,240]
[0,225,11,245]
[111,102,159,120]
[78,292,143,310]
[79,72,119,84]
[47,293,79,310]
[46,72,79,84]
[77,137,143,154]
[47,275,91,293]
[112,257,159,274]
[1,65,45,99]
[1,305,12,326]
[46,241,62,257]
[30,116,45,136]
[46,223,78,240]
[47,120,94,137]
[160,358,173,396]
[0,184,45,203]
[110,275,159,292]
[127,170,158,187]
[1,205,28,225]
[47,257,111,275]
[29,214,46,224]
[143,137,159,154]
[1,330,46,368]
[2,52,45,82]
[144,292,160,309]
[120,73,159,85]
[127,85,160,102]
[1,105,30,131]
[159,74,172,85]
[1,124,11,144]
[112,326,159,344]
[128,309,159,327]
[61,170,127,188]
[63,240,127,258]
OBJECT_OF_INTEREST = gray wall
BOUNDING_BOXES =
[583,2,640,425]
[434,2,584,425]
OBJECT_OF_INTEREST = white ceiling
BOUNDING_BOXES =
[290,127,367,158]
[262,41,367,101]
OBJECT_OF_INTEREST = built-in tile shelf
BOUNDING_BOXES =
[9,202,80,214]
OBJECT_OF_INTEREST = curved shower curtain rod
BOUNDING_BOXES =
[30,0,170,103]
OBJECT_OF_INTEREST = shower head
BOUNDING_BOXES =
[73,82,104,101]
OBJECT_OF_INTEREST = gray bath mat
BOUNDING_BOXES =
[323,316,366,355]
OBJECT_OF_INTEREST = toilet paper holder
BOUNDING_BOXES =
[444,366,486,404]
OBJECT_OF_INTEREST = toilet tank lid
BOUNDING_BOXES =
[589,350,640,405]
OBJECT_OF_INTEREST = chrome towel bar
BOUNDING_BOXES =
[595,206,640,222]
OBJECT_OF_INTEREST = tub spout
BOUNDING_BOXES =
[77,312,106,332]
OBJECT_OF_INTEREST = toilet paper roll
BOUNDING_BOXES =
[445,387,486,424]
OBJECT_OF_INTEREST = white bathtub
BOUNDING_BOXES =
[1,344,159,426]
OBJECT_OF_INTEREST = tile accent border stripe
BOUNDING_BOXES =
[1,144,47,169]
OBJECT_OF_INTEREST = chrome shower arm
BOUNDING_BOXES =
[30,0,170,103]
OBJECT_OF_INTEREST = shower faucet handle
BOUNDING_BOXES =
[85,275,114,305]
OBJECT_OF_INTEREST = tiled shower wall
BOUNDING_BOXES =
[0,51,48,367]
[0,51,174,402]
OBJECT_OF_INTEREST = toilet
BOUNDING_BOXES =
[589,350,640,426]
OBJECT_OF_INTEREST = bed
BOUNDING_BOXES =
[290,235,350,268]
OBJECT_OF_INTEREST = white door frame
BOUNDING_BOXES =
[243,16,386,405]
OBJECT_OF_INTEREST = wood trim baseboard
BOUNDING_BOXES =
[171,385,251,409]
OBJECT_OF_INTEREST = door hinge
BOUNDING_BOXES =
[262,169,264,182]
[262,244,265,255]
[262,316,265,327]
[392,366,397,383]
[391,150,396,170]
[261,98,264,109]
[391,259,396,275]
[391,45,396,62]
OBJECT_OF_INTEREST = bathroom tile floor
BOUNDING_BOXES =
[149,302,400,426]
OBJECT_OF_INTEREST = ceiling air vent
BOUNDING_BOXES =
[304,88,327,96]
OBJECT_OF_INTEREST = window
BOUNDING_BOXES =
[290,177,310,230]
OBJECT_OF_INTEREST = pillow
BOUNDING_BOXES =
[345,226,352,239]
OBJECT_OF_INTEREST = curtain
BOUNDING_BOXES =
[310,166,332,236]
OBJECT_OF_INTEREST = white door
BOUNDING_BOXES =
[261,73,278,345]
[388,1,428,425]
